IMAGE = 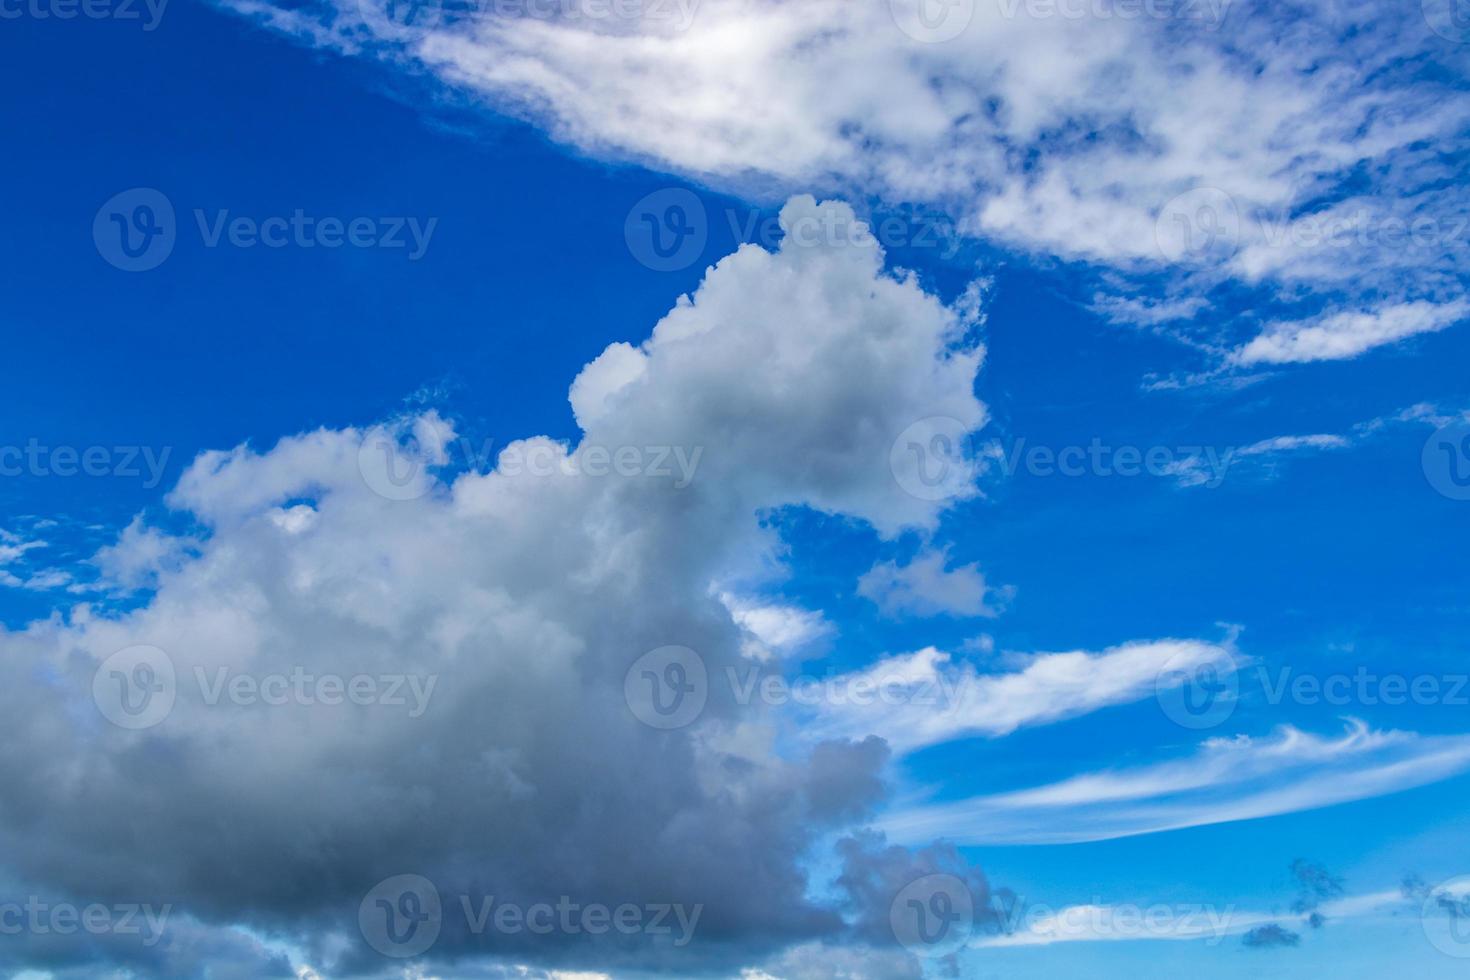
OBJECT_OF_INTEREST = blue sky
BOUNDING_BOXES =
[3,0,1470,977]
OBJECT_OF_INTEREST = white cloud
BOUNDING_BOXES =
[1163,432,1349,488]
[90,516,200,591]
[0,198,990,976]
[222,0,1470,365]
[1232,300,1470,366]
[806,638,1229,753]
[719,591,832,661]
[857,547,1007,619]
[882,720,1470,845]
[0,530,46,567]
[974,887,1408,948]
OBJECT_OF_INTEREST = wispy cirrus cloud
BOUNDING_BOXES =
[805,638,1232,753]
[974,886,1409,949]
[1163,432,1349,488]
[218,0,1470,368]
[882,720,1470,845]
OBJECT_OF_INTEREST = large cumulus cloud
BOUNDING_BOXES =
[0,198,989,977]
